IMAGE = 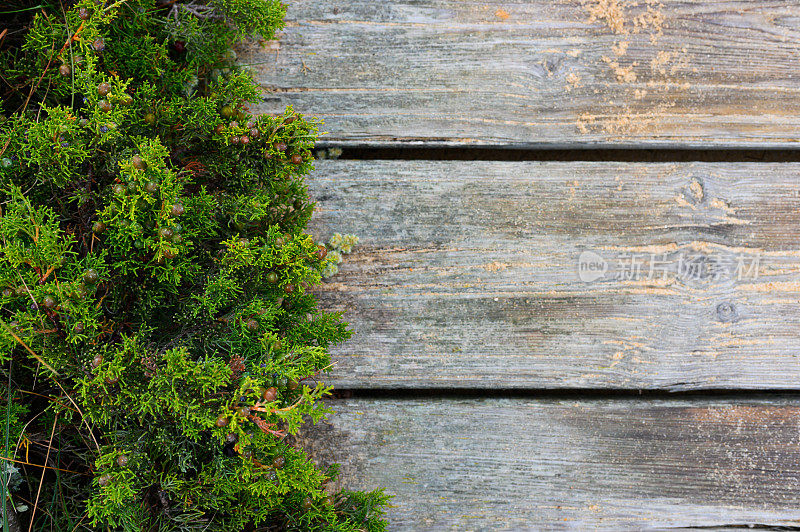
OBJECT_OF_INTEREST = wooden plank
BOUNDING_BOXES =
[242,0,800,149]
[301,397,800,530]
[307,160,800,390]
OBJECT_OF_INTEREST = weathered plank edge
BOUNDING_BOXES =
[300,397,800,531]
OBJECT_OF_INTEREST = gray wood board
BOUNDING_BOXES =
[301,397,800,530]
[242,0,800,149]
[307,160,800,390]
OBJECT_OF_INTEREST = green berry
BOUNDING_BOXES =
[266,271,278,284]
[220,105,233,118]
[83,269,99,284]
[144,112,156,125]
[42,295,56,309]
[92,221,106,234]
[145,181,159,193]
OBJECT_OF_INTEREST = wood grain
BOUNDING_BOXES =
[242,0,800,149]
[302,397,800,530]
[308,160,800,390]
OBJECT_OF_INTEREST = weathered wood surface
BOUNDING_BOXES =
[308,160,800,390]
[302,397,800,530]
[243,0,800,148]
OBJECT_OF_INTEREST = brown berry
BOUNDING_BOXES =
[78,7,89,19]
[246,319,258,332]
[131,154,146,170]
[144,112,156,125]
[98,82,111,96]
[283,284,294,294]
[99,100,111,112]
[215,415,229,427]
[105,375,119,385]
[272,456,285,469]
[302,497,313,510]
[92,221,106,234]
[170,203,185,216]
[291,154,303,165]
[262,387,278,402]
[59,64,71,77]
[236,406,250,417]
[93,38,105,52]
[98,474,112,487]
[214,124,225,134]
[316,245,327,260]
[42,295,56,309]
[274,142,287,152]
[116,454,128,467]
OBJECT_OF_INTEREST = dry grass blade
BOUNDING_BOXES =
[26,413,58,531]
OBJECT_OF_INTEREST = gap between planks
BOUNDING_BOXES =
[321,145,800,163]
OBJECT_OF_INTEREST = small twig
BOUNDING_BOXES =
[0,322,59,377]
[0,455,85,476]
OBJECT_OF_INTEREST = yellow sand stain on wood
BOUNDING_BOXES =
[602,56,638,82]
[494,8,510,21]
[566,72,582,91]
[584,0,628,34]
[483,261,509,272]
[612,41,629,57]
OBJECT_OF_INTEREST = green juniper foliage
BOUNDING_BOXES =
[0,0,389,529]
